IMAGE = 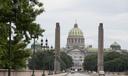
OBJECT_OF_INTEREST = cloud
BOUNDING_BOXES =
[40,0,76,11]
[76,0,128,15]
[35,0,128,49]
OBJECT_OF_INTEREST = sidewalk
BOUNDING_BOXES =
[48,73,67,76]
[90,73,128,76]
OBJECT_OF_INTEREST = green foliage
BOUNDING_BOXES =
[28,49,53,70]
[0,39,31,69]
[0,0,44,69]
[83,51,128,72]
[0,0,44,43]
[83,54,97,71]
[60,52,73,70]
[104,52,128,72]
[104,51,120,61]
[28,50,73,70]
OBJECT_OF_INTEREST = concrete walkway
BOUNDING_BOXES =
[48,73,67,76]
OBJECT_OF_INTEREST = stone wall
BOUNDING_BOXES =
[0,69,49,76]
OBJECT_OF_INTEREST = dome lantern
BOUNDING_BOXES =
[74,23,78,28]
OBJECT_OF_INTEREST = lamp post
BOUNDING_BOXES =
[31,35,37,76]
[41,38,48,76]
[41,38,45,76]
[45,39,54,75]
[48,46,54,75]
[45,39,48,49]
[41,39,54,75]
[50,46,54,73]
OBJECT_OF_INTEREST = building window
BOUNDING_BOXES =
[75,38,76,43]
[68,38,70,43]
[78,38,80,43]
[72,38,73,43]
[81,38,83,43]
[80,56,82,58]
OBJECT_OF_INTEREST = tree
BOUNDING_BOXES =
[104,52,128,72]
[83,54,97,71]
[28,50,73,71]
[0,40,31,69]
[60,52,73,70]
[104,51,120,61]
[0,0,44,43]
[83,52,128,72]
[0,0,44,69]
[28,49,55,70]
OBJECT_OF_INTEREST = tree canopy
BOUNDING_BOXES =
[28,49,73,71]
[83,51,128,72]
[0,0,44,69]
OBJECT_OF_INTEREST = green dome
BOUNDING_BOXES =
[110,42,121,50]
[110,42,120,47]
[68,23,83,37]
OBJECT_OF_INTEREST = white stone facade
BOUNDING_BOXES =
[66,23,86,71]
[67,49,86,71]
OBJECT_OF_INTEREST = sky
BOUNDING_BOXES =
[35,0,128,49]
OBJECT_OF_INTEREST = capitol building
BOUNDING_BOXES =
[64,23,86,71]
[32,22,127,71]
[63,23,127,71]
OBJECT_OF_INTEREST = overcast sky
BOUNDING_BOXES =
[35,0,128,49]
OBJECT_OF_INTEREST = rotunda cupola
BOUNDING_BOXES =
[110,42,121,50]
[68,23,83,37]
[67,23,85,49]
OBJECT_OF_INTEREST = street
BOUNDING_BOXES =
[64,72,127,76]
[65,72,90,76]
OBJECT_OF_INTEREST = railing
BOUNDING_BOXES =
[0,69,49,76]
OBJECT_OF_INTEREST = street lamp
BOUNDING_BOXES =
[48,46,54,75]
[41,38,48,76]
[41,39,54,75]
[45,39,54,75]
[45,38,48,48]
[31,35,37,76]
[41,39,45,76]
[45,39,53,75]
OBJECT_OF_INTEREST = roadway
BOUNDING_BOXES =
[65,72,90,76]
